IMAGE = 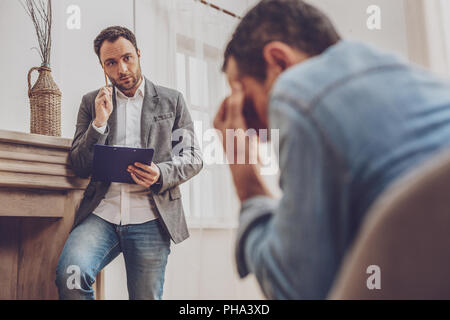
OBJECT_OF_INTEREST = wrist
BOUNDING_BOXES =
[155,166,162,184]
[229,163,272,201]
[93,119,106,128]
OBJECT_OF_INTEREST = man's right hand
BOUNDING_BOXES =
[94,86,113,127]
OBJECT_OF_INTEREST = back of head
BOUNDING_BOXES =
[223,0,341,81]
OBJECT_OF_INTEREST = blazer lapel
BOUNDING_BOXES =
[141,78,159,148]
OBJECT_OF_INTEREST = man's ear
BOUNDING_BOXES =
[263,41,308,72]
[137,49,141,58]
[263,42,290,73]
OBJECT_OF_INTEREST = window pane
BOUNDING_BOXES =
[189,56,209,107]
[176,52,187,99]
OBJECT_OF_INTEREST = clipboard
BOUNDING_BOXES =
[92,144,155,184]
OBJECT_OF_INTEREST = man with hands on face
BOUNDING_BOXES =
[215,0,450,300]
[55,26,203,300]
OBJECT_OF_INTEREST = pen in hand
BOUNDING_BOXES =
[103,62,109,86]
[93,63,113,128]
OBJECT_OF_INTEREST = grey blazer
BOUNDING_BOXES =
[69,78,203,243]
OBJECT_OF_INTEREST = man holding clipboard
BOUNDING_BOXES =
[55,26,203,300]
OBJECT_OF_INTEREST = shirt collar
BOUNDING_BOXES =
[116,77,146,100]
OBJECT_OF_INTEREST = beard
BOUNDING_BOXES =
[111,65,142,93]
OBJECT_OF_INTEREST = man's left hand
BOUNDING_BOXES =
[213,84,248,145]
[213,84,272,202]
[128,162,161,188]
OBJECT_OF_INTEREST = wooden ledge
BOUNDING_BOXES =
[0,130,88,191]
[0,130,72,150]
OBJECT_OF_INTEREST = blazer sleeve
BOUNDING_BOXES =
[151,92,203,194]
[69,94,109,178]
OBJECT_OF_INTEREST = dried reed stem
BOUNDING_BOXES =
[20,0,52,66]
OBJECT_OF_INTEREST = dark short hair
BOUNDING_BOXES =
[223,0,341,81]
[94,26,138,61]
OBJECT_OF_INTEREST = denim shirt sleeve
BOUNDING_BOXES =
[235,94,338,299]
[236,195,278,277]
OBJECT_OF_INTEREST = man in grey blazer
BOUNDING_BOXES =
[55,26,203,300]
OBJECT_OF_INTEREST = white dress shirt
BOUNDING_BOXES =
[92,77,158,225]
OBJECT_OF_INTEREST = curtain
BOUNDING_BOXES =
[174,0,242,228]
[420,0,450,75]
[440,0,450,74]
[136,0,279,229]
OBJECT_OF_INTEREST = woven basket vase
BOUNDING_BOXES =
[28,66,61,137]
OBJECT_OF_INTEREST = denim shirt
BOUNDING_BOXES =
[236,40,450,299]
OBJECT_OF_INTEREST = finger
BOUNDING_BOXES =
[103,87,113,98]
[134,162,158,177]
[229,89,245,118]
[133,167,153,179]
[101,91,112,104]
[133,170,156,186]
[130,172,144,186]
[130,172,149,187]
[100,96,109,108]
[224,92,244,120]
[99,87,111,98]
[104,95,112,105]
[133,162,150,172]
[223,96,235,121]
[96,89,109,102]
[219,98,229,121]
[128,165,154,179]
[135,170,155,184]
[213,99,227,129]
[101,86,109,94]
[96,90,105,100]
[230,82,243,95]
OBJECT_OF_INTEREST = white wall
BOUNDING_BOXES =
[0,0,412,152]
[0,0,417,300]
[105,228,265,300]
[422,0,450,75]
[0,0,134,138]
[310,0,409,57]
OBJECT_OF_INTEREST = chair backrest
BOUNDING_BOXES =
[328,149,450,299]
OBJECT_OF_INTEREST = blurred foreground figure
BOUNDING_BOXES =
[214,0,450,299]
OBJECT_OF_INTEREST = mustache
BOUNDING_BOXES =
[119,74,133,80]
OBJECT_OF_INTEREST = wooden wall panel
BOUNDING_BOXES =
[0,188,66,218]
[0,130,104,300]
[0,217,20,299]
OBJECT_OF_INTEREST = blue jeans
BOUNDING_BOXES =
[55,214,171,300]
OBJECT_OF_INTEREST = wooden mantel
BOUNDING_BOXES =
[0,129,104,299]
